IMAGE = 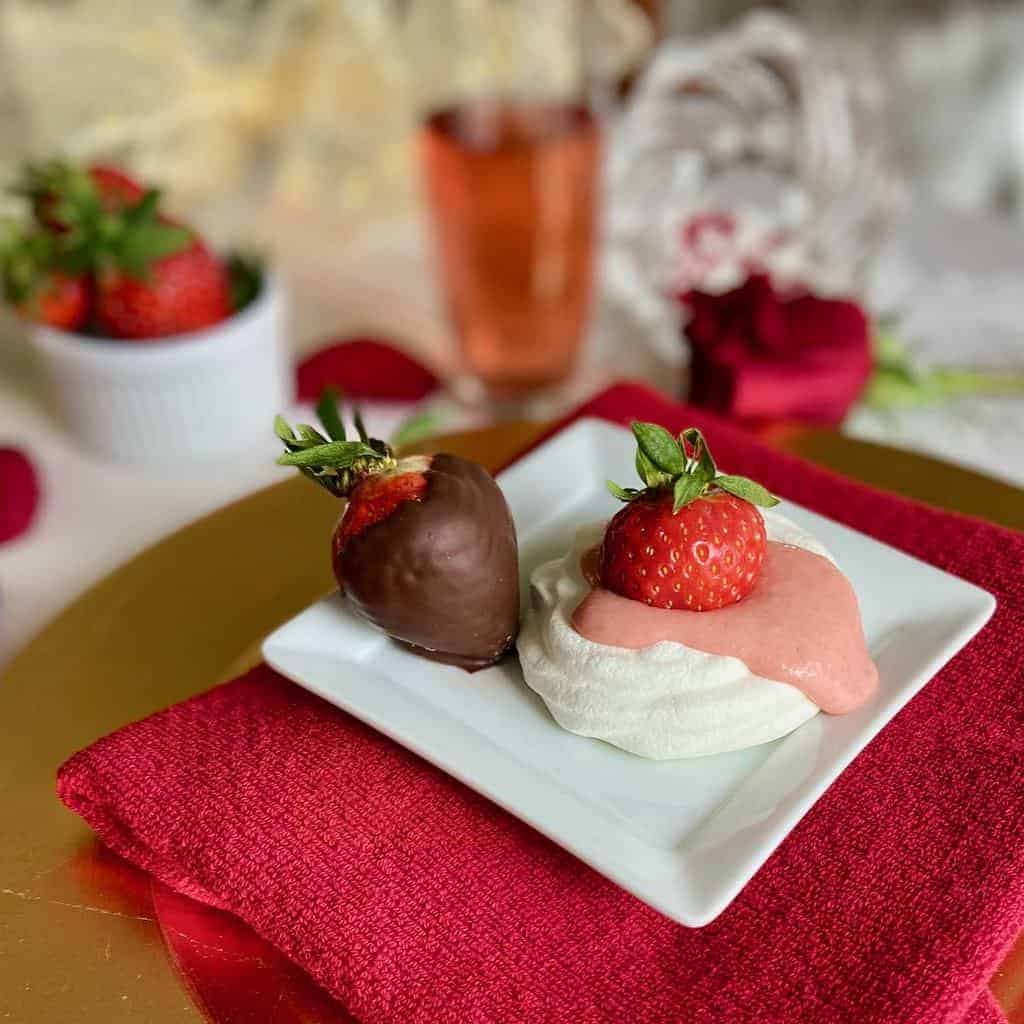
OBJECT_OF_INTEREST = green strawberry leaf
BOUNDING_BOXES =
[635,448,672,489]
[295,424,329,446]
[113,220,191,278]
[273,414,296,443]
[672,473,706,513]
[0,226,57,304]
[12,160,95,219]
[681,427,716,484]
[607,480,642,503]
[226,251,263,312]
[619,420,780,514]
[276,440,382,469]
[353,408,370,443]
[715,474,780,507]
[316,389,347,441]
[632,421,684,475]
[123,189,160,227]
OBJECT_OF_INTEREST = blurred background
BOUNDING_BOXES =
[2,0,1024,661]
[5,1,1024,224]
[2,0,1023,361]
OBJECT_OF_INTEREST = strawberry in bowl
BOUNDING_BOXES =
[1,158,287,463]
[17,160,145,233]
[518,422,878,759]
[93,235,231,340]
[3,161,234,340]
[275,394,520,669]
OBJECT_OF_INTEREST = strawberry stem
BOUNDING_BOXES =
[315,388,347,441]
[275,392,396,498]
[607,422,780,512]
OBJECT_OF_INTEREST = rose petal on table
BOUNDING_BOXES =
[0,447,41,544]
[296,339,440,403]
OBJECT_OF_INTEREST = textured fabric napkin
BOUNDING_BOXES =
[59,383,1024,1024]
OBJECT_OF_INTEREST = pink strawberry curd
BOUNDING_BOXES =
[572,542,878,714]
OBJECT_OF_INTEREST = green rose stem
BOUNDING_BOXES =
[865,332,1024,411]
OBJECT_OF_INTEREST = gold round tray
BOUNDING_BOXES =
[3,421,1023,1023]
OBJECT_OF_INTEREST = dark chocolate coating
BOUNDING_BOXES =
[337,454,519,669]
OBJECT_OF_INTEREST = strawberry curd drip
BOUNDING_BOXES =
[571,542,877,714]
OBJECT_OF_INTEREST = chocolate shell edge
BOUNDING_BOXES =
[337,453,520,670]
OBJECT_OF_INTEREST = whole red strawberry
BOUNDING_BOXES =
[601,423,778,611]
[0,225,92,330]
[8,159,231,340]
[276,394,519,669]
[95,237,230,340]
[18,271,91,330]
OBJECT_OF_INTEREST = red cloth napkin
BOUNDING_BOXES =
[58,383,1024,1024]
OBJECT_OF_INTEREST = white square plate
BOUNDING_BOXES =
[263,418,996,926]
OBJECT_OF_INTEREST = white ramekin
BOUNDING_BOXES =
[29,272,291,464]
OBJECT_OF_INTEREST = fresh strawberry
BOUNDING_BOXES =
[95,236,231,339]
[19,271,91,330]
[276,393,519,669]
[601,422,778,611]
[601,488,768,611]
[0,226,91,330]
[16,161,145,233]
[4,158,247,339]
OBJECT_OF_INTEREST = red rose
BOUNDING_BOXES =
[682,274,873,425]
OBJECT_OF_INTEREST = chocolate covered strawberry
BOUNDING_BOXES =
[275,395,519,668]
[602,423,778,611]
